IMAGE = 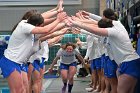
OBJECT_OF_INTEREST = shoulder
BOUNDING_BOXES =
[105,26,117,37]
[58,48,64,52]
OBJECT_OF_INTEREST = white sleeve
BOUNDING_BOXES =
[80,29,101,38]
[81,42,87,49]
[105,28,117,37]
[22,21,35,34]
[28,53,39,63]
[89,13,102,21]
[84,39,94,59]
[80,29,93,36]
[84,47,91,59]
[56,48,63,57]
[75,48,80,55]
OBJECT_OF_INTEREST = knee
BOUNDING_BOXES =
[69,77,74,82]
[34,78,41,84]
[15,84,25,93]
[62,79,68,83]
[23,80,29,87]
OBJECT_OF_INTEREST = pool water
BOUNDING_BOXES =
[0,88,9,93]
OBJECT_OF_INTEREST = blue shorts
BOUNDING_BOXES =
[118,58,140,79]
[40,57,45,69]
[0,56,21,78]
[32,60,40,72]
[59,62,77,70]
[100,54,106,68]
[20,64,28,73]
[90,59,96,71]
[95,58,101,70]
[104,56,118,78]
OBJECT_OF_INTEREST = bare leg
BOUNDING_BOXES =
[93,69,98,90]
[21,71,29,93]
[104,77,111,93]
[40,66,45,92]
[100,69,106,93]
[109,77,117,93]
[68,66,76,84]
[117,74,137,93]
[7,69,25,93]
[96,69,101,92]
[27,64,33,93]
[61,69,68,93]
[89,72,94,87]
[32,70,41,93]
[87,69,98,92]
[68,66,76,93]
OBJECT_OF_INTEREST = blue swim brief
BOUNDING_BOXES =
[40,57,45,69]
[118,58,140,79]
[100,54,106,68]
[32,60,40,72]
[95,58,101,70]
[59,62,77,70]
[20,64,28,73]
[90,59,96,71]
[0,56,22,78]
[104,56,118,78]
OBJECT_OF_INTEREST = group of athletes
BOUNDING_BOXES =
[0,0,140,93]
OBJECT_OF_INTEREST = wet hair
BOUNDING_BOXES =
[98,18,113,28]
[61,42,76,50]
[103,8,118,20]
[12,10,38,32]
[27,13,44,26]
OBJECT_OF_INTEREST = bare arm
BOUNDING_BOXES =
[41,10,58,19]
[81,11,102,21]
[69,18,108,36]
[39,22,66,38]
[43,17,56,25]
[48,35,64,47]
[31,12,67,34]
[39,28,68,42]
[41,0,63,19]
[49,56,60,69]
[75,11,98,25]
[76,53,85,64]
[44,22,66,35]
[80,18,98,25]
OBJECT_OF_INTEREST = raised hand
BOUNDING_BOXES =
[57,12,67,22]
[67,16,74,24]
[71,27,81,34]
[60,27,70,34]
[81,10,90,16]
[57,0,64,13]
[64,17,72,27]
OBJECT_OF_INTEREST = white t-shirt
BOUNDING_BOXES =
[106,21,139,64]
[29,40,49,63]
[84,35,101,60]
[99,37,107,56]
[80,29,101,60]
[103,37,114,60]
[56,48,80,64]
[89,13,102,21]
[41,41,49,61]
[4,20,35,64]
